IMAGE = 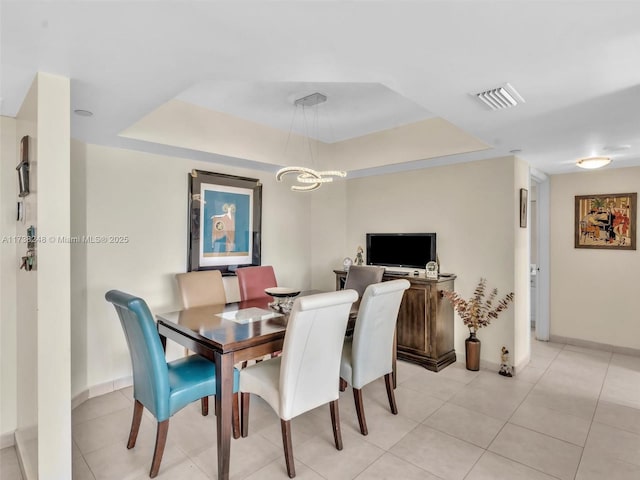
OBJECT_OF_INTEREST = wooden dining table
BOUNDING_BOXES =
[156,290,396,480]
[156,293,319,480]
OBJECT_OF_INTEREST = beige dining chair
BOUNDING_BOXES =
[175,270,227,360]
[175,270,227,308]
[343,265,384,299]
[339,279,410,435]
[239,289,359,478]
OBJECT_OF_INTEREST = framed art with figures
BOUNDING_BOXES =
[188,170,262,272]
[575,192,636,250]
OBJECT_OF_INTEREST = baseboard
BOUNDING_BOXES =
[0,430,15,449]
[72,375,133,411]
[113,375,133,391]
[469,354,527,377]
[550,335,640,357]
[10,376,134,480]
[71,389,90,410]
[14,426,38,480]
[513,352,531,376]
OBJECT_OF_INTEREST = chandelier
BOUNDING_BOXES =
[276,92,347,192]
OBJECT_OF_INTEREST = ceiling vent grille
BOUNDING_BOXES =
[474,83,525,110]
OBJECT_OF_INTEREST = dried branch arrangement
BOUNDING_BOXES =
[442,278,514,333]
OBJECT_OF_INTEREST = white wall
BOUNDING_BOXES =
[0,116,18,446]
[6,73,72,479]
[550,167,640,350]
[76,143,313,390]
[15,80,39,437]
[513,158,531,367]
[340,156,528,367]
[70,141,88,398]
[35,73,71,478]
[310,181,348,292]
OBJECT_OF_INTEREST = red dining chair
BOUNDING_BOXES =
[237,265,279,366]
[236,265,277,301]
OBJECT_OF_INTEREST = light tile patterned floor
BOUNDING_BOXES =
[2,338,640,479]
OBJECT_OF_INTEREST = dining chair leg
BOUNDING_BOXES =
[201,396,209,416]
[280,419,296,478]
[127,400,144,449]
[232,393,240,439]
[339,377,347,392]
[329,400,343,451]
[384,373,398,415]
[352,388,368,436]
[241,392,250,438]
[149,419,169,478]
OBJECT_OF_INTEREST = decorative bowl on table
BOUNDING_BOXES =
[264,287,301,298]
[265,287,300,313]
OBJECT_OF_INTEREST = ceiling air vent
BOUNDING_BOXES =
[474,83,525,110]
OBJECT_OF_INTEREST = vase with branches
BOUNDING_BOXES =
[442,278,514,371]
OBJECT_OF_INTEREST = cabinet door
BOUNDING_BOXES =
[397,285,430,355]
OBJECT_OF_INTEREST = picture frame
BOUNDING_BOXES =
[188,170,262,272]
[16,135,30,197]
[520,188,528,228]
[574,192,636,250]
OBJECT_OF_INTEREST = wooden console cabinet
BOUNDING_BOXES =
[334,270,456,372]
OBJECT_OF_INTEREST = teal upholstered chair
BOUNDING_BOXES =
[105,290,240,478]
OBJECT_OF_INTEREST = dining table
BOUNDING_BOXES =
[155,289,396,480]
[156,292,318,480]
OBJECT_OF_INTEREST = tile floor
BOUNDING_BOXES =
[2,339,639,479]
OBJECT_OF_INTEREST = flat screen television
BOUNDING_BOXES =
[366,233,436,269]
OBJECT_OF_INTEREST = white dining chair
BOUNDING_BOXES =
[239,289,358,478]
[339,279,410,435]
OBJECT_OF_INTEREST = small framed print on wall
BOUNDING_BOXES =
[16,135,30,197]
[575,192,636,250]
[520,188,528,228]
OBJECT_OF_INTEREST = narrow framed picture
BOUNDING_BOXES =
[520,188,528,228]
[16,135,30,197]
[188,170,262,272]
[575,192,636,250]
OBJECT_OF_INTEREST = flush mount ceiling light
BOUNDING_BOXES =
[474,83,525,110]
[276,92,347,192]
[73,109,93,117]
[576,156,612,169]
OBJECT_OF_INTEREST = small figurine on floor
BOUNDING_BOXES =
[499,346,513,377]
[355,246,364,266]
